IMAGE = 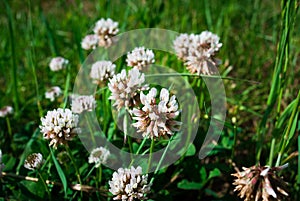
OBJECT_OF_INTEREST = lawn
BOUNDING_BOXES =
[0,0,299,200]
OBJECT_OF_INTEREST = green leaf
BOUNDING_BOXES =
[207,168,221,180]
[20,180,45,199]
[185,143,196,156]
[177,179,204,190]
[50,148,67,196]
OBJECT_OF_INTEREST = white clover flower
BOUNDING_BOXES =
[131,88,181,139]
[45,86,62,102]
[24,153,44,171]
[108,68,148,111]
[109,166,151,201]
[88,147,110,168]
[71,95,96,114]
[49,57,69,71]
[126,47,155,70]
[93,18,119,48]
[81,34,99,50]
[185,31,222,75]
[0,149,5,177]
[40,108,80,148]
[0,106,13,118]
[173,33,193,60]
[90,61,116,85]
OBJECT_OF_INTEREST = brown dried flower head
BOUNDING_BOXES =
[232,163,289,201]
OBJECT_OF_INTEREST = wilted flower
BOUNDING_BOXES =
[131,88,181,139]
[40,108,80,148]
[126,47,155,70]
[109,166,151,201]
[24,153,44,170]
[45,86,62,102]
[185,31,222,75]
[0,149,5,177]
[108,68,148,110]
[232,163,289,201]
[0,106,13,118]
[93,18,119,47]
[90,60,116,85]
[173,33,193,60]
[81,34,99,50]
[71,95,96,114]
[49,57,69,71]
[88,147,110,168]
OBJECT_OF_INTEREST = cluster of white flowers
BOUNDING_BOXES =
[88,147,110,168]
[71,95,96,114]
[108,68,148,110]
[0,149,5,177]
[126,47,155,70]
[24,153,44,170]
[173,31,222,75]
[131,88,181,139]
[81,18,119,49]
[0,106,13,118]
[40,108,80,148]
[90,60,116,85]
[49,57,69,71]
[45,86,62,102]
[109,166,151,201]
[81,34,99,50]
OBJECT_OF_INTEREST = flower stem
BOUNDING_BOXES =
[6,117,12,139]
[63,64,71,109]
[38,171,51,200]
[147,139,155,173]
[65,145,82,194]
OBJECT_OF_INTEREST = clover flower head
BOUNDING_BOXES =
[0,106,13,118]
[90,60,116,85]
[173,33,193,60]
[71,95,96,114]
[109,166,151,201]
[81,34,99,50]
[49,57,69,71]
[88,147,110,168]
[40,108,80,148]
[93,18,119,47]
[185,31,222,75]
[232,163,289,201]
[108,68,148,110]
[45,86,62,102]
[24,153,44,170]
[126,47,155,70]
[131,87,181,139]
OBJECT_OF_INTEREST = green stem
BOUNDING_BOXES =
[63,64,71,109]
[275,90,300,166]
[65,146,82,193]
[147,139,155,173]
[268,138,276,167]
[38,171,51,200]
[6,117,12,139]
[5,0,19,114]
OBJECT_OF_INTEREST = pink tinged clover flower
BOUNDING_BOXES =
[49,57,69,71]
[108,68,148,111]
[0,106,13,118]
[90,60,116,85]
[81,34,99,50]
[126,47,155,70]
[132,88,182,139]
[40,108,80,148]
[45,86,62,102]
[24,153,44,171]
[109,166,151,201]
[88,147,110,168]
[71,95,96,114]
[93,18,119,48]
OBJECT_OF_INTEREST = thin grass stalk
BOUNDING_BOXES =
[5,0,19,114]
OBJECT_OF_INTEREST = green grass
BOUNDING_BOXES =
[0,0,299,200]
